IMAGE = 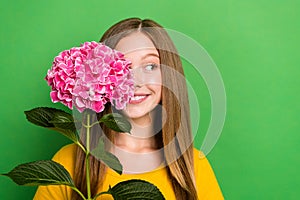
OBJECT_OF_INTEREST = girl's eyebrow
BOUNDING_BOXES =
[141,53,159,60]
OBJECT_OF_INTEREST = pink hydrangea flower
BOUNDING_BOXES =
[45,42,134,113]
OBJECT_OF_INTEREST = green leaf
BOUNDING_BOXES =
[49,113,80,142]
[50,112,78,131]
[91,138,123,175]
[24,107,59,128]
[50,127,79,143]
[108,179,165,200]
[1,160,74,187]
[25,107,79,143]
[99,113,131,133]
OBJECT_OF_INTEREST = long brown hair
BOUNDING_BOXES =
[72,18,198,200]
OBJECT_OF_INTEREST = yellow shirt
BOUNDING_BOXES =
[34,144,223,199]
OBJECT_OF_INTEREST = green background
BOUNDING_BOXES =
[1,0,299,199]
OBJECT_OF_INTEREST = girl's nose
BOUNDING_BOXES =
[131,67,144,87]
[130,65,162,87]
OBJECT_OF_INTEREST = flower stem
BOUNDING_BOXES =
[76,141,87,154]
[86,113,92,200]
[70,186,87,200]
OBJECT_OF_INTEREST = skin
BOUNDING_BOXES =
[112,32,163,173]
[116,32,162,126]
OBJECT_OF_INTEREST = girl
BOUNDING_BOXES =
[34,18,223,200]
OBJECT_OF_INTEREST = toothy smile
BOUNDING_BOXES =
[131,96,146,101]
[129,94,149,104]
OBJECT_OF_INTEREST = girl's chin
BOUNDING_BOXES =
[121,103,159,123]
[123,111,148,120]
[121,109,150,122]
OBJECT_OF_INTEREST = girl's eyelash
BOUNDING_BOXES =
[144,63,159,70]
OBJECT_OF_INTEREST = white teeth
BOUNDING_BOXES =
[131,96,146,101]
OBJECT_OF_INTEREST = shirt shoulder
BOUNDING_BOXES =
[193,148,224,200]
[33,144,76,200]
[52,143,77,177]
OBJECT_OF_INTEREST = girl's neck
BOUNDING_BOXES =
[111,110,164,173]
[115,111,159,152]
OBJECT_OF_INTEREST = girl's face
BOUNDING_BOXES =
[115,32,162,124]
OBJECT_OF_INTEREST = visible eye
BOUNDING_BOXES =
[144,63,159,72]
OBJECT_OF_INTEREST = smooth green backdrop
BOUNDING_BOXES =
[1,0,299,199]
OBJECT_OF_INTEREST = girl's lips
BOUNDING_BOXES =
[129,94,149,104]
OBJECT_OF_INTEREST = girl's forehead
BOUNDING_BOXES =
[115,32,157,54]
